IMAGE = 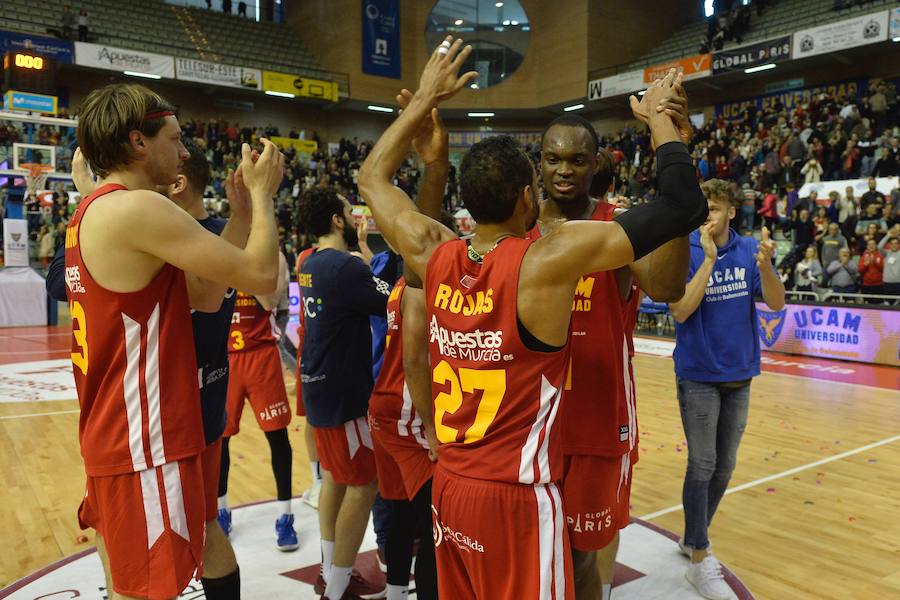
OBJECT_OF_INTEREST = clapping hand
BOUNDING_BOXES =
[756,226,776,268]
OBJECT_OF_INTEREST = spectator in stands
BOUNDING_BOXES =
[38,225,55,269]
[819,222,848,270]
[739,183,757,233]
[858,238,885,300]
[62,6,75,40]
[861,177,885,212]
[858,129,878,177]
[791,208,815,251]
[223,0,232,15]
[839,185,858,241]
[77,9,88,42]
[856,204,888,247]
[758,187,778,232]
[813,206,830,242]
[238,1,247,17]
[794,247,823,292]
[800,155,823,184]
[842,137,861,178]
[872,147,898,177]
[880,235,900,298]
[827,248,858,294]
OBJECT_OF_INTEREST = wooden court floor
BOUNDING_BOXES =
[1,326,898,599]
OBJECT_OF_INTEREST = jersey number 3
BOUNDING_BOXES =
[231,330,245,351]
[71,301,89,375]
[432,360,506,444]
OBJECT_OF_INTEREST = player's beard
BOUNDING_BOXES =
[342,216,359,248]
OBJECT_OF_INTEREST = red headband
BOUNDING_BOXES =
[144,110,174,121]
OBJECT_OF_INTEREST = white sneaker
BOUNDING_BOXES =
[686,554,731,600]
[678,537,712,558]
[301,480,321,510]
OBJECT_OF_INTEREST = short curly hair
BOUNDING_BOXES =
[701,178,738,208]
[298,188,344,237]
[459,135,534,224]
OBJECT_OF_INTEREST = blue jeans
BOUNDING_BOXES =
[677,378,750,550]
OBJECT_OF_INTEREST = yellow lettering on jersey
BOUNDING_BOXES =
[433,284,494,316]
[71,300,88,375]
[433,360,507,444]
[572,298,592,312]
[299,273,313,287]
[388,284,402,303]
[574,276,595,299]
[231,330,245,350]
[65,224,79,249]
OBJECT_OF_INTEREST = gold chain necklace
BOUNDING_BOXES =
[466,235,512,264]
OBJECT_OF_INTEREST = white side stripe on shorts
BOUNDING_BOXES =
[162,462,190,541]
[139,468,164,549]
[622,338,636,450]
[535,483,567,600]
[146,304,166,466]
[345,417,374,459]
[519,375,562,484]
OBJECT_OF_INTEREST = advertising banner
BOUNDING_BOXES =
[712,36,791,74]
[715,77,865,120]
[588,69,644,100]
[757,302,899,367]
[262,70,338,102]
[0,31,73,63]
[362,0,400,78]
[271,136,318,154]
[3,90,58,114]
[792,10,889,59]
[175,58,261,90]
[2,219,29,267]
[644,54,711,84]
[75,42,174,78]
[891,7,900,39]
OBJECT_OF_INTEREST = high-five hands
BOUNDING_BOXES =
[396,88,449,165]
[630,69,693,145]
[418,36,479,104]
[239,138,285,199]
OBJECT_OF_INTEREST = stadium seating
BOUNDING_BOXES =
[3,0,336,86]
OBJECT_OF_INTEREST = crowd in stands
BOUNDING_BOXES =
[700,0,755,54]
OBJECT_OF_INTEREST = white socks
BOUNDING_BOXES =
[386,584,409,600]
[217,495,228,510]
[279,500,292,515]
[320,539,335,581]
[325,565,351,599]
[602,583,612,600]
[311,461,322,482]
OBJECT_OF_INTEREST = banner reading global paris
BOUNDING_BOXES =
[262,70,338,102]
[712,36,791,75]
[756,302,899,367]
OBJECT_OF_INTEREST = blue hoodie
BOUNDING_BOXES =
[674,228,763,382]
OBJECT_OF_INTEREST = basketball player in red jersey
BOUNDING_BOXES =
[218,252,299,550]
[68,83,283,600]
[535,85,694,600]
[358,37,707,598]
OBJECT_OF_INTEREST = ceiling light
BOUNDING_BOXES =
[124,71,161,80]
[468,112,494,117]
[265,90,295,98]
[893,36,900,42]
[495,2,504,6]
[470,82,479,89]
[502,19,510,25]
[564,103,585,112]
[744,63,776,74]
[367,105,394,113]
[510,20,518,25]
[455,19,463,25]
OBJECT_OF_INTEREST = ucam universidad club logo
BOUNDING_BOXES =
[758,308,787,348]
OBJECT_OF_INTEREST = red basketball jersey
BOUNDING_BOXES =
[369,278,430,448]
[229,292,280,353]
[527,201,635,456]
[425,237,568,485]
[65,183,204,476]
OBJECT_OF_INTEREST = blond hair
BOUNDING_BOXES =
[701,178,738,208]
[77,84,176,177]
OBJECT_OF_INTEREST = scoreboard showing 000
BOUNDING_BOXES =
[2,51,57,96]
[14,54,45,70]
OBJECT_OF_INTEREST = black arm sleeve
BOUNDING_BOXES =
[46,245,68,302]
[614,141,708,261]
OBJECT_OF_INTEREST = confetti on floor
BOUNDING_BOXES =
[766,487,776,493]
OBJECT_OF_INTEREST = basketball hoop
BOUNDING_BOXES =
[20,163,53,197]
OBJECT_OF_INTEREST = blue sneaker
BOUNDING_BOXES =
[217,508,232,537]
[275,513,299,551]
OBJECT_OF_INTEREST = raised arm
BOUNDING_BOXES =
[258,252,289,311]
[755,226,785,311]
[358,37,477,279]
[669,224,716,323]
[400,284,438,460]
[398,88,449,221]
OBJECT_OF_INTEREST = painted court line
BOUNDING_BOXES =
[640,433,900,521]
[0,409,80,420]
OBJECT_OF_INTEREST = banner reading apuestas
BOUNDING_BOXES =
[643,54,711,84]
[362,0,401,78]
[756,302,900,367]
[262,70,338,102]
[715,77,867,120]
[2,219,29,267]
[0,31,73,64]
[792,10,889,59]
[175,58,261,90]
[712,36,791,74]
[75,41,174,78]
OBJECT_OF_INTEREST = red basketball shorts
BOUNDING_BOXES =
[78,455,206,599]
[431,465,573,600]
[561,449,636,552]
[369,414,434,501]
[313,416,376,486]
[225,344,292,436]
[201,439,222,522]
